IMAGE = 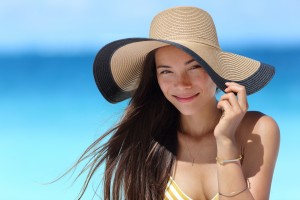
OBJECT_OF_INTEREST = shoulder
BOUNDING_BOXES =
[240,111,280,139]
[236,113,280,199]
[238,111,280,178]
[238,111,280,150]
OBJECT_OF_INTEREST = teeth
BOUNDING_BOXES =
[177,94,197,98]
[179,96,193,99]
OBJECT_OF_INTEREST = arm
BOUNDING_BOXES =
[242,114,280,200]
[215,82,280,200]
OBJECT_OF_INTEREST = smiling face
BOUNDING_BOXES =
[155,45,217,116]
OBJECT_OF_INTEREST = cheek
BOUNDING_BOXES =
[157,77,171,93]
[205,77,217,93]
[196,73,216,93]
[157,78,167,96]
[157,78,177,103]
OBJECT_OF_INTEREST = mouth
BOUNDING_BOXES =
[173,93,199,103]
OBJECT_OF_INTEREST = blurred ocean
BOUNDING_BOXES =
[0,46,299,199]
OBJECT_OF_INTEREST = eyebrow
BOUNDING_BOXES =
[185,59,196,65]
[156,65,171,69]
[156,59,196,69]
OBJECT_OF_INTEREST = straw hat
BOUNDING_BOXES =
[93,6,275,103]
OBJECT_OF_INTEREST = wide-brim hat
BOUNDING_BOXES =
[93,6,275,103]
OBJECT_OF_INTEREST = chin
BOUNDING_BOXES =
[174,106,199,116]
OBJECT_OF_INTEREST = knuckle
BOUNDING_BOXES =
[241,107,247,114]
[235,107,242,114]
[228,93,236,98]
[221,94,229,100]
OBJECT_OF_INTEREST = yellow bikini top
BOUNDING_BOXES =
[165,138,245,199]
[164,176,219,200]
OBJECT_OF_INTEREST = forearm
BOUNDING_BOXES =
[216,137,254,200]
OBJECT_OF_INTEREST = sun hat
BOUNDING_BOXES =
[93,6,275,103]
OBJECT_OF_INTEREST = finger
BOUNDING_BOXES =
[225,82,248,111]
[225,83,248,111]
[219,92,240,110]
[217,99,232,116]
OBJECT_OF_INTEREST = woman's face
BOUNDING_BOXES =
[155,45,217,115]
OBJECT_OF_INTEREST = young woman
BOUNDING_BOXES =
[76,6,279,200]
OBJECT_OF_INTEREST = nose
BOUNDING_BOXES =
[175,73,192,89]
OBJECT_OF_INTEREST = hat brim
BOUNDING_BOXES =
[93,38,275,103]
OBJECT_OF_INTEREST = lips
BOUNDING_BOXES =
[173,93,199,103]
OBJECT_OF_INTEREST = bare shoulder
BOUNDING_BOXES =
[238,111,280,154]
[240,111,280,139]
[238,111,280,195]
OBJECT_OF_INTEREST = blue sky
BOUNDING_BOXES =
[1,0,300,53]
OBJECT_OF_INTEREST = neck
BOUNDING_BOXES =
[179,98,221,139]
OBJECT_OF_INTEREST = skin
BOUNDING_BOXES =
[155,46,280,200]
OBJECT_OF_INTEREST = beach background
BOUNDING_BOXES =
[1,1,299,199]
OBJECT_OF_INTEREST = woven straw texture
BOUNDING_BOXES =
[93,6,275,103]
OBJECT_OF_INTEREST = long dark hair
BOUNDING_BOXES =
[73,50,179,199]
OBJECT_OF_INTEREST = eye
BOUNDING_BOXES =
[159,70,172,75]
[189,64,202,70]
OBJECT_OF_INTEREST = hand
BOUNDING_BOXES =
[214,82,249,141]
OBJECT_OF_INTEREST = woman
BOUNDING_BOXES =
[76,6,280,199]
